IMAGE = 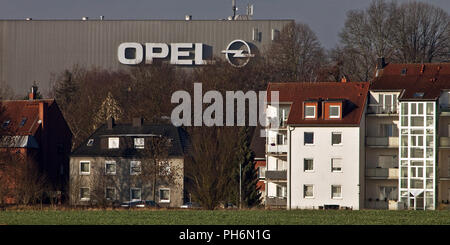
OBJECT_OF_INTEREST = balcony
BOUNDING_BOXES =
[266,197,287,207]
[440,137,450,148]
[366,168,399,179]
[267,144,288,154]
[366,137,399,148]
[367,104,398,115]
[265,170,287,181]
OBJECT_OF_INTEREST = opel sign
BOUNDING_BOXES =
[118,40,254,67]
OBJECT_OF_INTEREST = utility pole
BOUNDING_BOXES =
[239,162,242,209]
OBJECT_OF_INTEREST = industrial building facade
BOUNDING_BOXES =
[0,19,293,95]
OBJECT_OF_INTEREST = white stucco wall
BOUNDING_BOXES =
[289,126,362,210]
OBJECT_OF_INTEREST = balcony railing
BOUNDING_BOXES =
[266,197,287,207]
[267,144,288,154]
[440,137,450,147]
[365,168,399,179]
[366,137,399,147]
[367,104,398,114]
[265,170,287,181]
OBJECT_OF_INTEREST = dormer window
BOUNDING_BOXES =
[329,105,341,118]
[2,120,10,129]
[108,137,119,149]
[87,139,94,146]
[304,105,316,119]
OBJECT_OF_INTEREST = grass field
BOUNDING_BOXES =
[0,209,450,225]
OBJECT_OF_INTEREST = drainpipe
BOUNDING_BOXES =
[288,125,293,210]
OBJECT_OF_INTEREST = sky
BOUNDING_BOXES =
[0,0,449,49]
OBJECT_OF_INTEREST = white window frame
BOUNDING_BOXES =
[331,132,342,145]
[80,187,90,201]
[105,160,116,175]
[79,161,90,175]
[134,138,145,149]
[130,160,141,175]
[329,105,340,118]
[105,187,116,200]
[258,166,266,179]
[130,188,142,202]
[108,137,120,149]
[331,185,342,199]
[305,106,316,118]
[304,158,314,172]
[159,188,171,203]
[303,184,314,198]
[331,158,343,173]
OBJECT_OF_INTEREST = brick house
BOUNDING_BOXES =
[0,87,72,204]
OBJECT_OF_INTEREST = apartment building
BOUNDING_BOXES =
[368,61,450,210]
[69,117,186,207]
[266,81,369,210]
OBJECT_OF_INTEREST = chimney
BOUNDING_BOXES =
[107,117,115,129]
[39,102,47,129]
[132,117,143,127]
[29,85,38,100]
[377,57,386,70]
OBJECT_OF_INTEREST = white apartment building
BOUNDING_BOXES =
[265,61,450,210]
[266,82,369,210]
[368,61,450,210]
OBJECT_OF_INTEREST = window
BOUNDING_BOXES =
[159,188,170,203]
[332,132,342,145]
[332,185,342,199]
[80,187,90,201]
[108,137,119,149]
[258,166,266,179]
[130,188,142,201]
[134,138,145,149]
[379,186,398,201]
[105,161,116,175]
[86,139,94,146]
[19,117,27,127]
[130,161,141,175]
[304,132,314,145]
[105,187,116,200]
[2,120,10,129]
[305,106,316,118]
[304,159,314,172]
[80,161,90,175]
[304,185,314,198]
[329,106,340,118]
[331,158,342,172]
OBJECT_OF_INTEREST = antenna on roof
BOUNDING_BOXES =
[232,0,237,20]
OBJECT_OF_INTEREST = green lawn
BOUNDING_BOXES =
[0,209,450,225]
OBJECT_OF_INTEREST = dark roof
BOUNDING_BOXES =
[250,126,265,160]
[0,99,54,136]
[370,63,450,100]
[266,82,369,126]
[71,123,186,157]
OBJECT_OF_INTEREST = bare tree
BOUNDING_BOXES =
[393,1,450,63]
[139,135,181,204]
[334,0,449,81]
[185,127,239,210]
[265,22,326,82]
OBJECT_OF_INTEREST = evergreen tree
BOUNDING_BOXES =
[234,126,261,208]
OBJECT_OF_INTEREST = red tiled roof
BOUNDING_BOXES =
[0,99,54,136]
[370,63,450,100]
[267,82,369,126]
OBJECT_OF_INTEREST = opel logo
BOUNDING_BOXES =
[221,39,255,68]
